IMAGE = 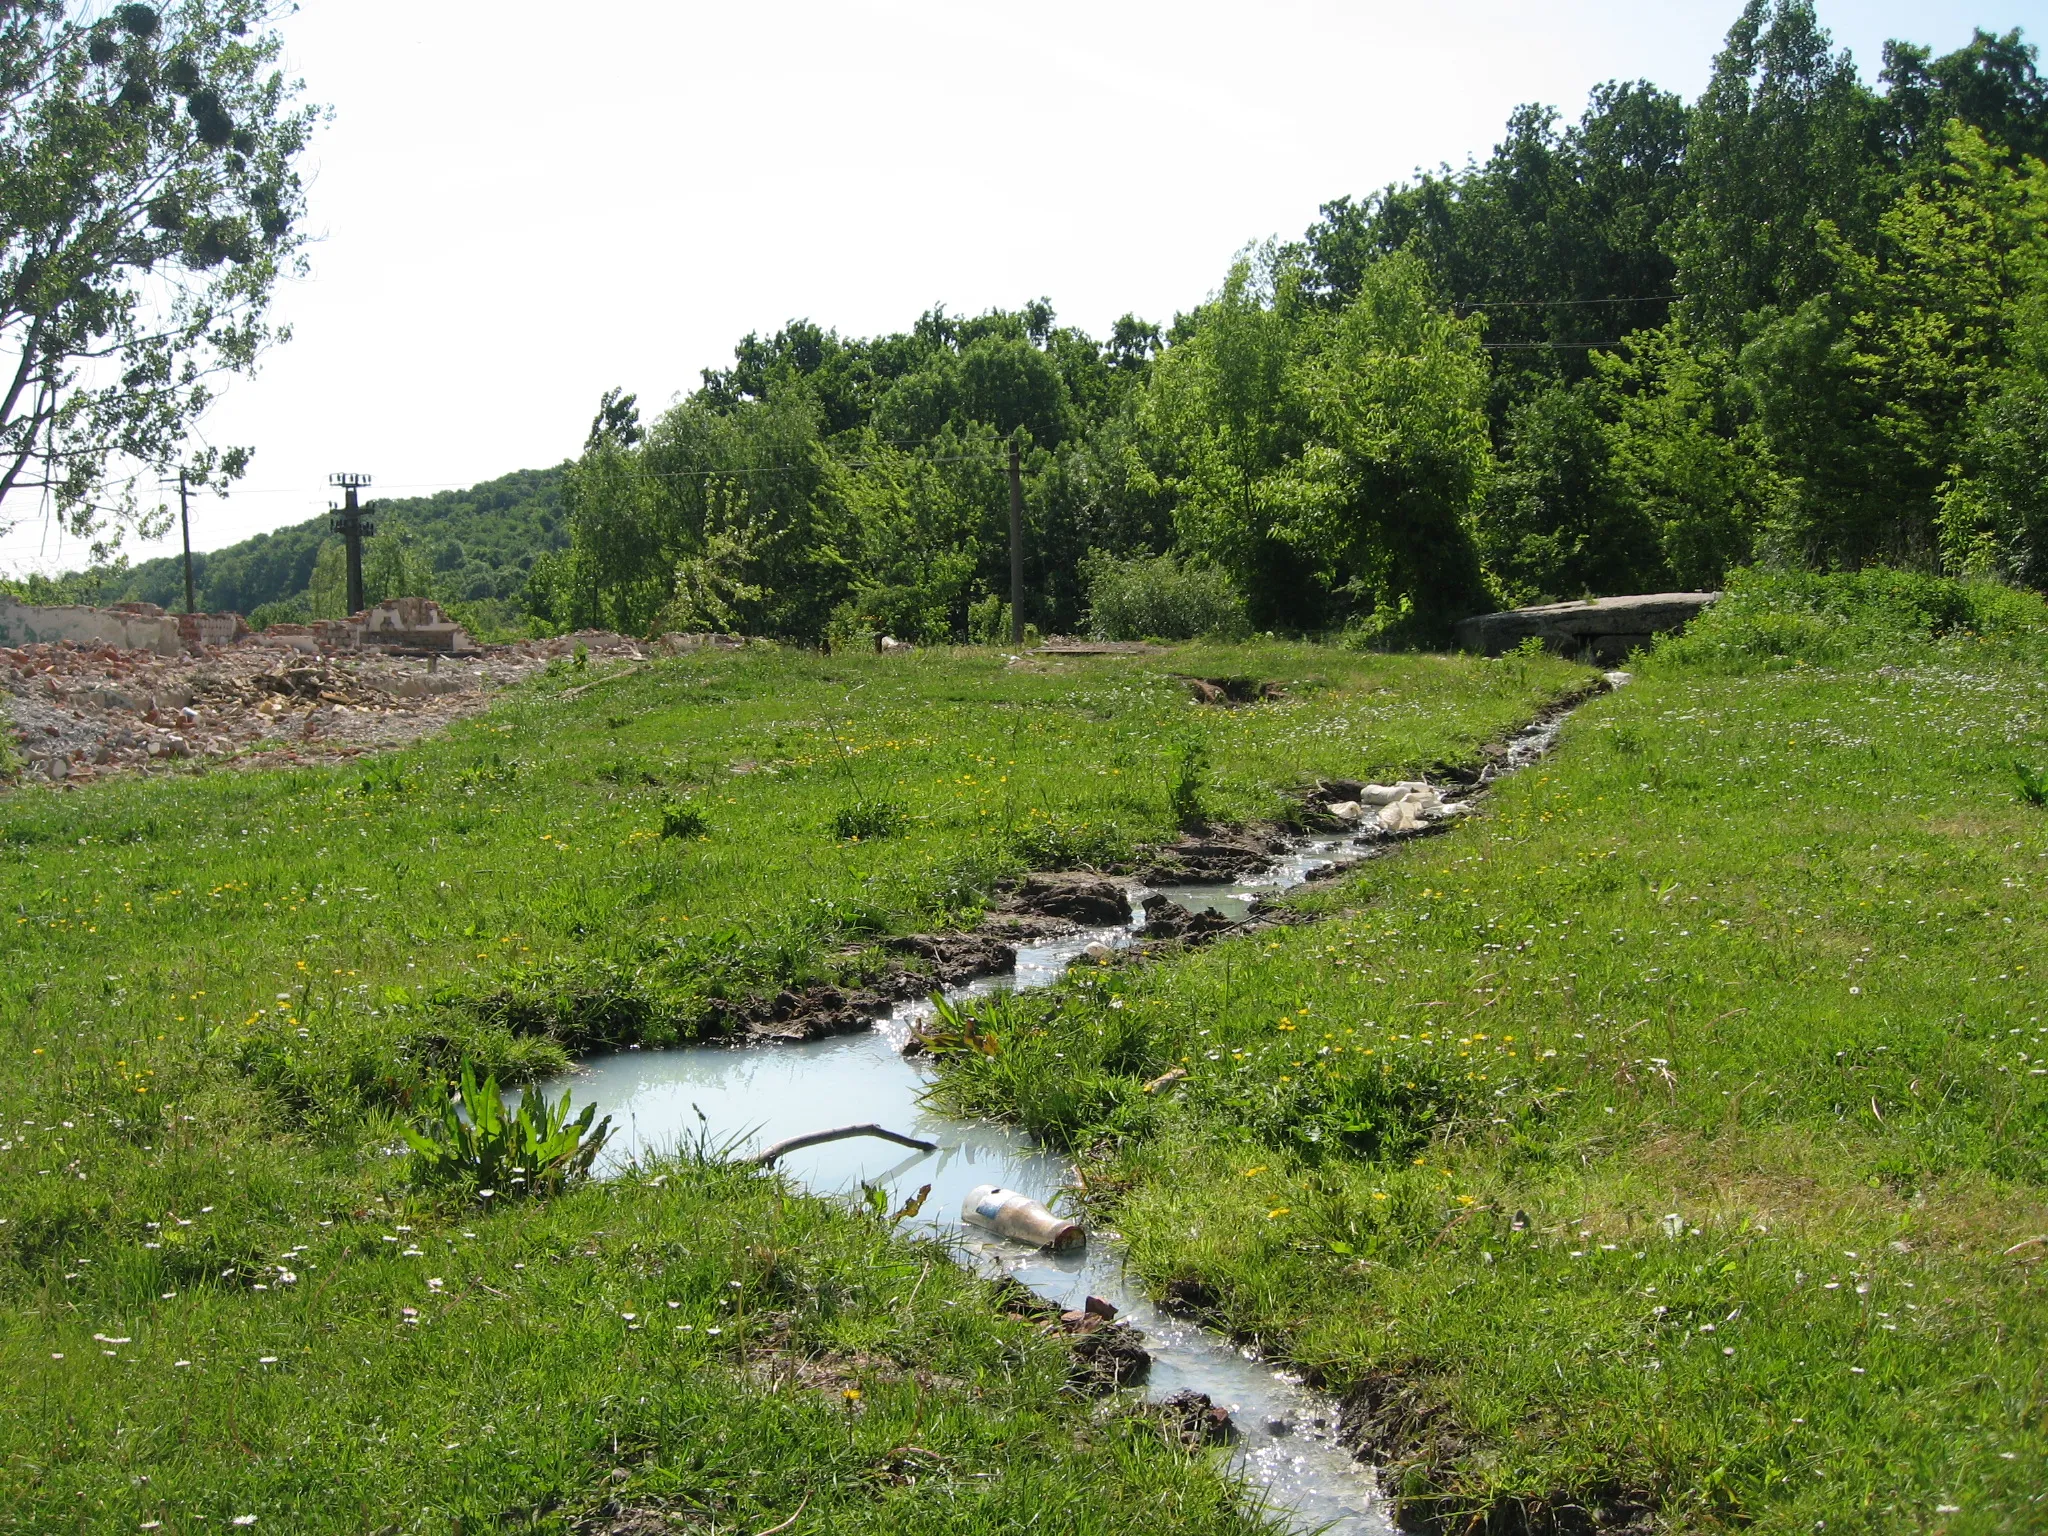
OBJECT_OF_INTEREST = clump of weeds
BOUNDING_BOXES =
[660,800,710,839]
[833,798,907,841]
[1167,738,1209,828]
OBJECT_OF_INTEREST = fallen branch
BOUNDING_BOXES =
[748,1124,937,1166]
[559,661,651,700]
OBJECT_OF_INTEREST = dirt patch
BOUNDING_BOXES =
[1068,1318,1151,1391]
[1178,675,1287,705]
[1,632,650,785]
[1138,829,1284,883]
[881,932,1018,987]
[723,984,881,1043]
[986,1276,1150,1393]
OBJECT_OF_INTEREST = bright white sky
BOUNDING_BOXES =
[0,0,2030,574]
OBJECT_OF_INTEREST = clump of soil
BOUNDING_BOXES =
[987,1277,1150,1394]
[1179,675,1287,705]
[1156,1277,1224,1318]
[1000,872,1133,926]
[1068,1319,1151,1391]
[1138,830,1283,883]
[1138,894,1240,944]
[882,932,1018,986]
[724,985,878,1043]
[1155,1389,1237,1446]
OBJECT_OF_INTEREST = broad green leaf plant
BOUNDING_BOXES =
[403,1060,612,1200]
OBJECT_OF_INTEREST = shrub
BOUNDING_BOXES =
[823,600,878,654]
[246,596,308,629]
[967,593,1010,645]
[1084,552,1250,641]
[1651,566,2048,673]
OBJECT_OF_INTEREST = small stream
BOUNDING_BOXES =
[549,686,1616,1535]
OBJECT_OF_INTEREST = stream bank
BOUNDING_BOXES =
[546,678,1620,1536]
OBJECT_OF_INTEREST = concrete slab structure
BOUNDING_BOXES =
[1453,592,1720,662]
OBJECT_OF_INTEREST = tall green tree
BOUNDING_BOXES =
[1147,247,1327,628]
[0,1,318,548]
[1672,0,1885,342]
[1299,251,1496,635]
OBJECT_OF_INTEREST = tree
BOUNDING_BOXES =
[362,512,437,607]
[1147,246,1325,628]
[305,538,346,619]
[1300,251,1496,635]
[1480,380,1667,602]
[1672,0,1884,342]
[0,1,318,550]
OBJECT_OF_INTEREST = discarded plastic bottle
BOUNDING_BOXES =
[961,1184,1086,1251]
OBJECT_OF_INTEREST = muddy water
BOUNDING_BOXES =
[554,693,1614,1535]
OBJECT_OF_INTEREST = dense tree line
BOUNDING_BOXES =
[531,2,2048,645]
[18,3,2042,647]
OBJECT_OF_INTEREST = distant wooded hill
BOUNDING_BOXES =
[101,464,568,617]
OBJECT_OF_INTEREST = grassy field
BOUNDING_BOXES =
[0,641,1580,1533]
[933,574,2048,1533]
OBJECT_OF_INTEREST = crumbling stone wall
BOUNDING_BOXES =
[2,597,187,656]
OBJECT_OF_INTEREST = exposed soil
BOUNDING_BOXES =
[881,931,1020,988]
[1067,1318,1153,1391]
[1177,675,1288,705]
[1137,828,1287,884]
[1137,893,1241,943]
[986,1276,1152,1393]
[1155,1388,1238,1447]
[999,871,1133,926]
[1337,1368,1655,1532]
[2,631,650,785]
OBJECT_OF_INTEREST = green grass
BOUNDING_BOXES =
[931,577,2048,1532]
[0,639,1582,1533]
[3,1154,1278,1534]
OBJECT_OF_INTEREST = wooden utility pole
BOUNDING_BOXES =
[1007,440,1024,645]
[177,469,196,614]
